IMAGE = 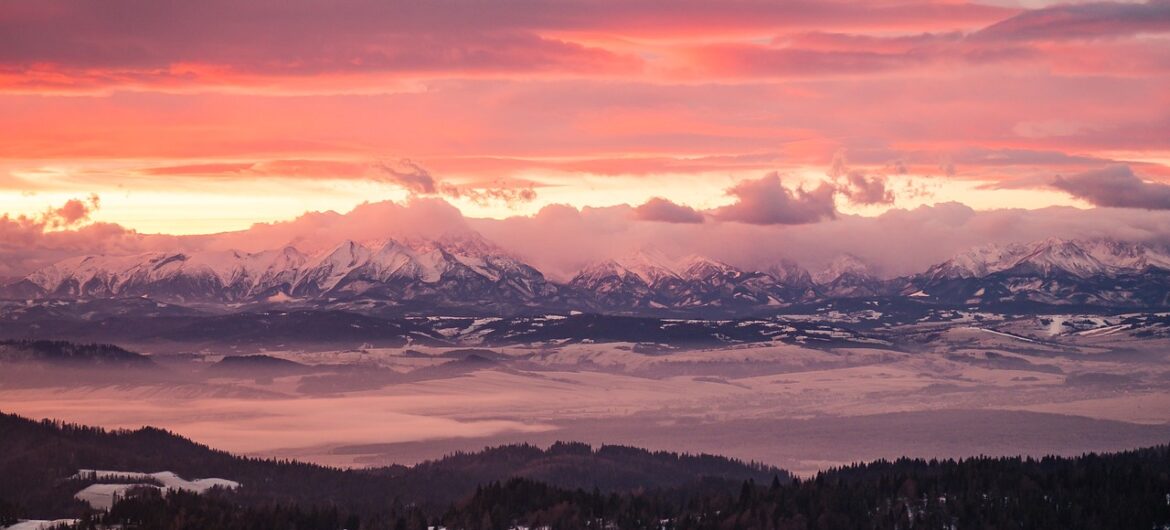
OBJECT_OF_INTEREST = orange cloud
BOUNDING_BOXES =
[0,0,1165,238]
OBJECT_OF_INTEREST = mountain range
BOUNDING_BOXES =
[3,234,1170,314]
[902,238,1170,307]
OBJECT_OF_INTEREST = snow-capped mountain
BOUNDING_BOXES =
[569,251,816,309]
[812,255,886,298]
[905,238,1170,307]
[765,260,815,289]
[568,250,676,309]
[289,233,559,305]
[923,239,1170,282]
[1078,238,1170,272]
[9,232,560,309]
[18,247,310,302]
[679,256,813,307]
[7,236,1170,314]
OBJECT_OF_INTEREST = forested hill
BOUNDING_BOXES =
[19,441,1170,530]
[5,412,1169,529]
[440,446,1170,529]
[0,412,785,520]
[0,340,153,366]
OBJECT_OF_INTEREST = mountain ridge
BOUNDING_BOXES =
[5,235,1170,313]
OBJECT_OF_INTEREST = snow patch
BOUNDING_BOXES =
[2,520,80,530]
[72,470,240,510]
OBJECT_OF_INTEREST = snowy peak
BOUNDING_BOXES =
[365,240,440,282]
[23,247,318,301]
[569,251,820,308]
[293,240,373,294]
[1080,238,1170,272]
[291,236,553,300]
[572,249,682,287]
[809,255,885,298]
[16,232,554,304]
[11,235,1170,312]
[926,244,1028,280]
[426,231,505,258]
[317,240,370,267]
[679,255,739,280]
[906,238,1170,308]
[616,249,683,284]
[1010,239,1106,278]
[813,254,877,285]
[766,260,813,285]
[925,238,1170,281]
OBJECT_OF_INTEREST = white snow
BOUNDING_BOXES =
[971,327,1039,344]
[1077,324,1128,337]
[812,254,875,284]
[925,238,1170,282]
[74,483,143,511]
[71,470,240,510]
[2,520,79,530]
[21,232,539,301]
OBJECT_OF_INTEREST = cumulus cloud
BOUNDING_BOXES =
[9,195,1170,282]
[475,199,1170,281]
[841,172,894,205]
[0,195,183,277]
[210,197,472,254]
[1052,165,1170,209]
[714,172,837,225]
[633,198,705,223]
[43,193,101,228]
[828,150,895,205]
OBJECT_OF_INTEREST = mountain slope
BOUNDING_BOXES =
[903,239,1170,307]
[6,236,1170,314]
[9,233,562,312]
[0,340,153,367]
[569,251,817,310]
[812,254,886,298]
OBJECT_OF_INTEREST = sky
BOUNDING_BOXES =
[1,0,1169,276]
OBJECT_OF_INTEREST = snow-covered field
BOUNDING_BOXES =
[71,470,240,510]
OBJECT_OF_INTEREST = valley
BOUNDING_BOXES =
[3,308,1168,476]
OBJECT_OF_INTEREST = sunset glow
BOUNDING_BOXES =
[1,0,1167,242]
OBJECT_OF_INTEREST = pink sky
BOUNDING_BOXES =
[1,0,1169,271]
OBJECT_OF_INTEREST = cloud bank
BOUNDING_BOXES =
[0,1,1166,271]
[1052,165,1170,210]
[12,159,1170,281]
